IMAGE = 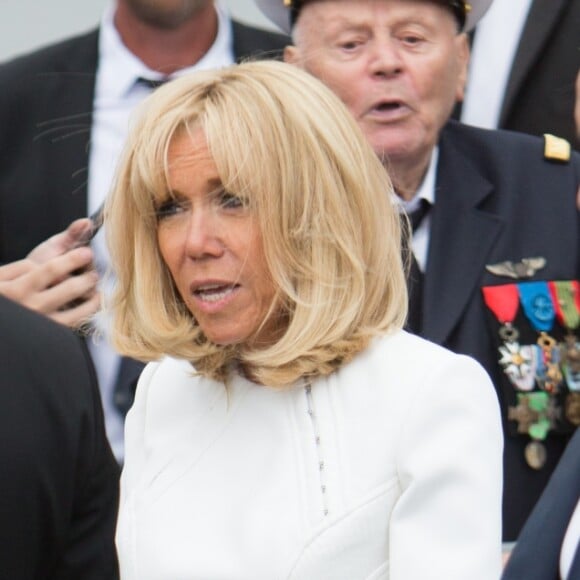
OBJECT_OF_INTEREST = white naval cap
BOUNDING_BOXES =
[255,0,494,34]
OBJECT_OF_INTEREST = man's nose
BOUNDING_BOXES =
[368,37,404,78]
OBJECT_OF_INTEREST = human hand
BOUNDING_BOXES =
[0,239,100,328]
[27,217,95,264]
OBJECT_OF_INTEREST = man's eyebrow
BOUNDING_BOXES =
[324,18,370,34]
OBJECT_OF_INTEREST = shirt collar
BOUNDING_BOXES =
[400,146,439,213]
[95,0,234,101]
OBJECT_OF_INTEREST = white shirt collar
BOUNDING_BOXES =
[96,0,234,101]
[398,146,439,212]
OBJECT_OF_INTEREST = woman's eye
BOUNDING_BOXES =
[156,199,184,220]
[219,191,245,209]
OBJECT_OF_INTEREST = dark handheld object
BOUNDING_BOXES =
[76,203,105,247]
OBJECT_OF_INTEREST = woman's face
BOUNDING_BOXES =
[156,131,280,347]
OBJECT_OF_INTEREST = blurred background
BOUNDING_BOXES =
[0,0,277,61]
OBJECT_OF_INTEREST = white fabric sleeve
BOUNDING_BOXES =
[389,354,503,580]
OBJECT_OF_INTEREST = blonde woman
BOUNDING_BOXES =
[107,60,503,580]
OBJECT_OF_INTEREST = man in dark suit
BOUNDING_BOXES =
[460,0,579,146]
[0,295,119,579]
[502,428,580,580]
[0,0,288,462]
[256,0,579,541]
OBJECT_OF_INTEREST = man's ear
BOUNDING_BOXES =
[284,45,300,65]
[454,32,470,102]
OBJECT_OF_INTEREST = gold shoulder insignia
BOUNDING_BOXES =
[543,134,571,163]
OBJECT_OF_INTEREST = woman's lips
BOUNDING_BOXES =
[190,283,241,312]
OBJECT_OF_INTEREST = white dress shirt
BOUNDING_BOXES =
[117,331,503,579]
[461,0,533,129]
[87,1,235,461]
[399,147,438,272]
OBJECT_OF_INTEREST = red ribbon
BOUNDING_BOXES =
[482,284,519,324]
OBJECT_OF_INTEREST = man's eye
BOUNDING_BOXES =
[156,199,184,220]
[339,40,362,51]
[219,191,245,209]
[401,35,423,45]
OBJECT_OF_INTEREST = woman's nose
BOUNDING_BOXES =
[184,209,225,260]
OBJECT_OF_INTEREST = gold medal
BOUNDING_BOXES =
[524,441,547,470]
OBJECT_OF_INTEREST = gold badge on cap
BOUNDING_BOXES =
[544,134,571,163]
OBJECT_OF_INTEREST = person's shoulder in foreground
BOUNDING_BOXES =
[0,296,120,579]
[502,428,580,580]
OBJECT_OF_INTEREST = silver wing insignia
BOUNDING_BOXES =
[486,257,546,279]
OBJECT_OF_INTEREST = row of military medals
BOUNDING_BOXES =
[482,281,580,470]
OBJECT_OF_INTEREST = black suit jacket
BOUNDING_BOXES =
[423,120,580,540]
[0,296,119,579]
[0,21,288,260]
[502,429,580,580]
[499,0,579,145]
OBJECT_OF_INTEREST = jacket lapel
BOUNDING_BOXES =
[45,30,99,226]
[23,29,100,232]
[500,0,568,125]
[422,126,503,345]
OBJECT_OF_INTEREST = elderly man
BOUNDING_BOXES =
[256,0,580,541]
[0,0,287,463]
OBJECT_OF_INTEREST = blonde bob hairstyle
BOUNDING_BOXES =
[106,60,407,387]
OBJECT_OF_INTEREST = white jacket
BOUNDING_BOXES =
[117,330,503,579]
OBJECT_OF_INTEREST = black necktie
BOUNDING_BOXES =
[408,198,431,233]
[136,76,170,90]
[403,200,431,334]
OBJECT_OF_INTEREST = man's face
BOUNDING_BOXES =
[122,0,210,28]
[285,0,469,168]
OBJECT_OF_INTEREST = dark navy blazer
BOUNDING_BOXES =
[0,296,120,578]
[502,429,580,580]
